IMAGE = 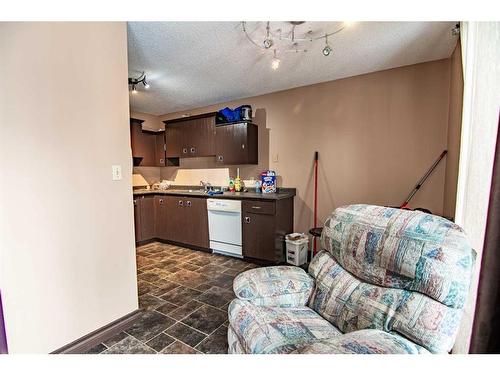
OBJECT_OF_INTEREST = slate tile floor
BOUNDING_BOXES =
[85,242,257,354]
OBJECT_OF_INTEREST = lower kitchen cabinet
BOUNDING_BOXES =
[163,195,209,248]
[134,195,155,242]
[242,198,294,263]
[154,196,169,240]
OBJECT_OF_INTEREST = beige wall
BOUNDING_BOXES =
[0,23,138,353]
[443,42,464,219]
[153,59,454,234]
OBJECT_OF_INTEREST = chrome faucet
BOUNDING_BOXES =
[200,180,213,192]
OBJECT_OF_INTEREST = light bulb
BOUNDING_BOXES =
[343,21,356,28]
[271,57,280,70]
[131,84,138,94]
[322,45,332,56]
[144,83,150,89]
[263,38,274,49]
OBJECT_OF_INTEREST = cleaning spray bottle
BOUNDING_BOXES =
[234,168,242,192]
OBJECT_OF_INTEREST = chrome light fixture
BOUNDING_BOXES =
[128,71,150,93]
[322,35,332,56]
[241,21,350,68]
[262,22,274,49]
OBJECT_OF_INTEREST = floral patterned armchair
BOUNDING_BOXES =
[227,204,475,354]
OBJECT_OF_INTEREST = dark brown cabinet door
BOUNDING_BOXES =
[130,120,160,166]
[139,195,155,241]
[154,196,168,240]
[215,122,258,165]
[165,115,216,159]
[188,117,216,157]
[133,197,142,242]
[165,124,186,158]
[155,132,166,167]
[184,197,209,248]
[165,195,186,243]
[242,212,276,261]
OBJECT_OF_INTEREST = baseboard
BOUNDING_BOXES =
[51,309,142,354]
[151,238,212,253]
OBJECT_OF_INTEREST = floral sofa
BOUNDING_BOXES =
[227,204,475,354]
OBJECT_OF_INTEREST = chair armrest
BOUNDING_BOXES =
[233,266,315,307]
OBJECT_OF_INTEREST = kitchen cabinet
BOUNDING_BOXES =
[134,193,293,263]
[215,122,258,165]
[134,195,155,242]
[163,195,209,248]
[242,198,293,263]
[164,114,216,159]
[130,118,165,167]
[154,196,168,240]
[133,197,142,242]
[155,131,166,167]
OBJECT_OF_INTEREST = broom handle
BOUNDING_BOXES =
[401,150,447,207]
[313,151,319,255]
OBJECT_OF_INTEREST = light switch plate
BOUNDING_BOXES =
[273,153,279,163]
[112,165,122,181]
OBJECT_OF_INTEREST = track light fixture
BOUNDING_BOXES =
[128,71,149,93]
[241,21,349,67]
[322,35,332,56]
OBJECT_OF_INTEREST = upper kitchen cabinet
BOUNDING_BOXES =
[215,122,258,165]
[130,118,165,167]
[163,113,217,159]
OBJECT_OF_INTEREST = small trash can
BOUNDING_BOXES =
[285,233,309,266]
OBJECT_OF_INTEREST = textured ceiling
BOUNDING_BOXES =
[127,21,458,115]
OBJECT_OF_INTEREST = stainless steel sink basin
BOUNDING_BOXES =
[167,189,206,193]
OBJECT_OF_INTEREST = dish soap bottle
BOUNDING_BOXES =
[234,168,242,192]
[229,178,235,192]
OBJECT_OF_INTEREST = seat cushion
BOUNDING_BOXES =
[228,299,341,354]
[290,329,430,354]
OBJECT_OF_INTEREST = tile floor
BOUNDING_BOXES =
[85,242,257,354]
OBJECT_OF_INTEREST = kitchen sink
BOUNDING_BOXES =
[167,189,206,193]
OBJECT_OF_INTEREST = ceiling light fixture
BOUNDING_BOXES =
[263,21,274,49]
[241,21,347,65]
[322,35,332,56]
[128,71,150,93]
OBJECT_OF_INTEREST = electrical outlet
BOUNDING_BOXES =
[112,165,122,181]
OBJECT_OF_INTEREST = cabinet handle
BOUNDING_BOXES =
[242,144,245,149]
[217,155,223,162]
[160,158,164,164]
[159,199,163,203]
[244,216,251,224]
[251,206,261,210]
[182,148,188,154]
[186,200,192,207]
[190,147,195,154]
[133,200,137,205]
[178,200,184,206]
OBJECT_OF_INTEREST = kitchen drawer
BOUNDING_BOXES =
[243,200,275,215]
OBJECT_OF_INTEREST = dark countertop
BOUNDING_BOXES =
[133,187,296,201]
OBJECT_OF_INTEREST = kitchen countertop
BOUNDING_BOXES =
[133,187,296,201]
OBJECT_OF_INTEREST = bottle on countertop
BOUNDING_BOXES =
[228,178,235,192]
[234,168,242,192]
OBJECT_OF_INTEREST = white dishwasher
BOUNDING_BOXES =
[207,198,242,258]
